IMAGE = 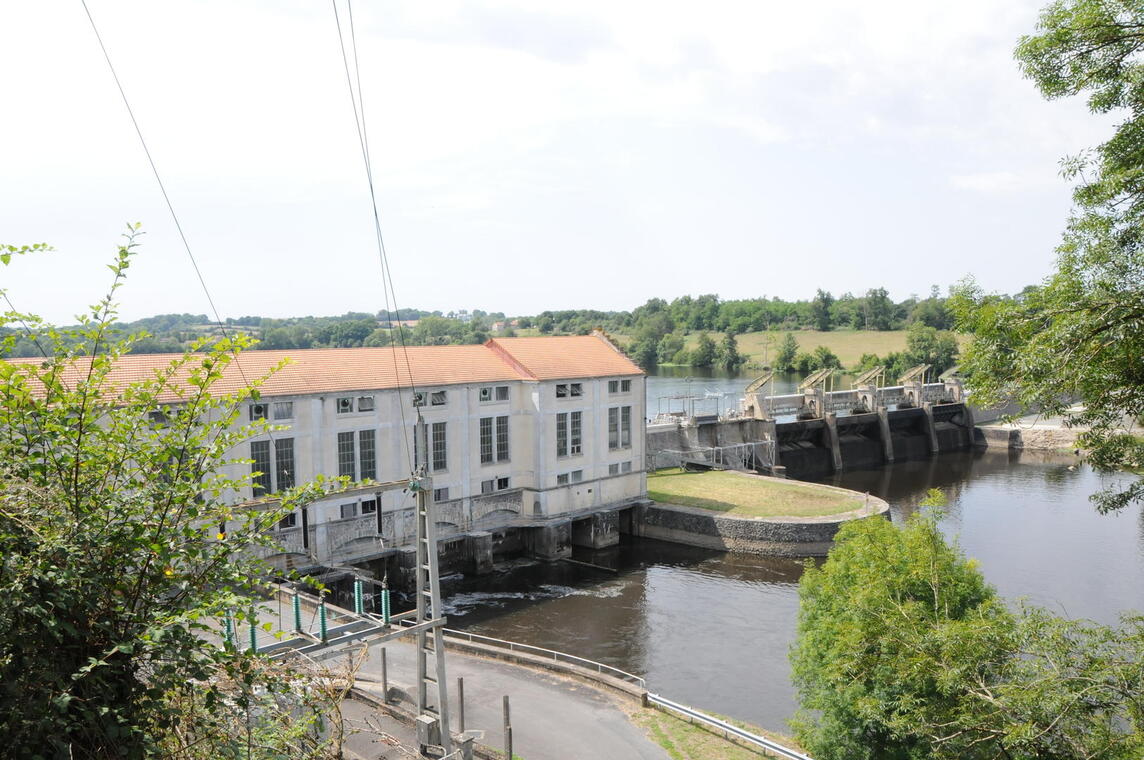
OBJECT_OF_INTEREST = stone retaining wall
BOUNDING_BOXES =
[633,478,889,557]
[978,425,1083,452]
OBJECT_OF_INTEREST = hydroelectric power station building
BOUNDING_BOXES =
[58,333,647,574]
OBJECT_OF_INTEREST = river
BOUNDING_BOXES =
[436,371,1144,734]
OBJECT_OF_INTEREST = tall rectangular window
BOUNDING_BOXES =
[496,415,509,462]
[359,429,376,480]
[608,407,620,450]
[337,431,356,479]
[251,440,271,495]
[621,406,632,448]
[556,413,568,457]
[479,417,494,464]
[274,437,295,490]
[570,411,582,455]
[432,422,447,472]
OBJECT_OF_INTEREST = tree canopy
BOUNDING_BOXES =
[955,0,1144,512]
[792,501,1144,760]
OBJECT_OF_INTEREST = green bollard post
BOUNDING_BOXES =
[223,609,235,649]
[318,593,328,643]
[354,579,363,615]
[381,584,390,624]
[292,590,302,633]
[248,614,258,653]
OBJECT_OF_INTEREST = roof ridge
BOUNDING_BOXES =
[483,338,538,381]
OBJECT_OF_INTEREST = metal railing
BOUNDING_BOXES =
[388,619,809,759]
[646,693,813,760]
[401,621,646,688]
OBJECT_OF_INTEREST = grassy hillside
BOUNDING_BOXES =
[605,329,969,369]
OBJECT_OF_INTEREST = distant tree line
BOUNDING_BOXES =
[0,308,508,358]
[0,285,1004,373]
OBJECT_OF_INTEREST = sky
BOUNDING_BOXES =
[0,0,1115,324]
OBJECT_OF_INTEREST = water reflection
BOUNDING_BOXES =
[811,450,1143,624]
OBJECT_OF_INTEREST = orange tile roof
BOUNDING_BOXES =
[4,336,642,402]
[488,334,643,380]
[6,346,526,402]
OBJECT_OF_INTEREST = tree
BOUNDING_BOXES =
[811,345,842,370]
[792,498,1144,760]
[691,331,717,368]
[902,323,959,376]
[716,332,745,372]
[656,332,687,365]
[951,0,1144,512]
[865,287,895,330]
[0,235,350,757]
[775,332,799,372]
[811,289,835,331]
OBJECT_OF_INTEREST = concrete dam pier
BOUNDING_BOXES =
[648,366,977,479]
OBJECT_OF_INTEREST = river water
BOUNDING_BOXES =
[437,371,1144,734]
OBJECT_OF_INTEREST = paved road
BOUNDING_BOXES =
[348,639,669,760]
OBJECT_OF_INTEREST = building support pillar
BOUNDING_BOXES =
[877,406,895,464]
[823,413,843,473]
[571,510,619,550]
[922,402,940,454]
[524,521,572,561]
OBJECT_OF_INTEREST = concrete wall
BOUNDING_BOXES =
[630,483,889,557]
[234,372,647,573]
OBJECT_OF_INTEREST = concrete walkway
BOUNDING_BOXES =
[348,638,669,760]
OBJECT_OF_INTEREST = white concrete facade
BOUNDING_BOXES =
[229,356,646,566]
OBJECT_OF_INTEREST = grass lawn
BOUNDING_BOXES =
[647,468,861,518]
[610,329,969,369]
[632,706,804,760]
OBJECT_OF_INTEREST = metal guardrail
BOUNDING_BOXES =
[390,620,808,759]
[400,621,647,688]
[646,693,813,760]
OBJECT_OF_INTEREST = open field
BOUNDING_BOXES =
[647,468,861,518]
[607,329,968,369]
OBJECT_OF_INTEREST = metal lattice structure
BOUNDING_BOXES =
[412,419,453,755]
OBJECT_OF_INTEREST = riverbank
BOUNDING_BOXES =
[637,471,888,556]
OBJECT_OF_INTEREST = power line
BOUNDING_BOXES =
[79,0,277,452]
[332,0,417,463]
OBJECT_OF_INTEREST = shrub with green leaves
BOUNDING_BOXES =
[791,504,1144,760]
[0,232,348,758]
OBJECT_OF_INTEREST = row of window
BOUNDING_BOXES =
[251,378,630,422]
[556,460,633,486]
[249,401,294,422]
[255,406,632,493]
[279,456,635,527]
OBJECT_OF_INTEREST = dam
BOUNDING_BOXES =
[647,365,977,479]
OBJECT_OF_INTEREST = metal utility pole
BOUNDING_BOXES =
[413,416,453,756]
